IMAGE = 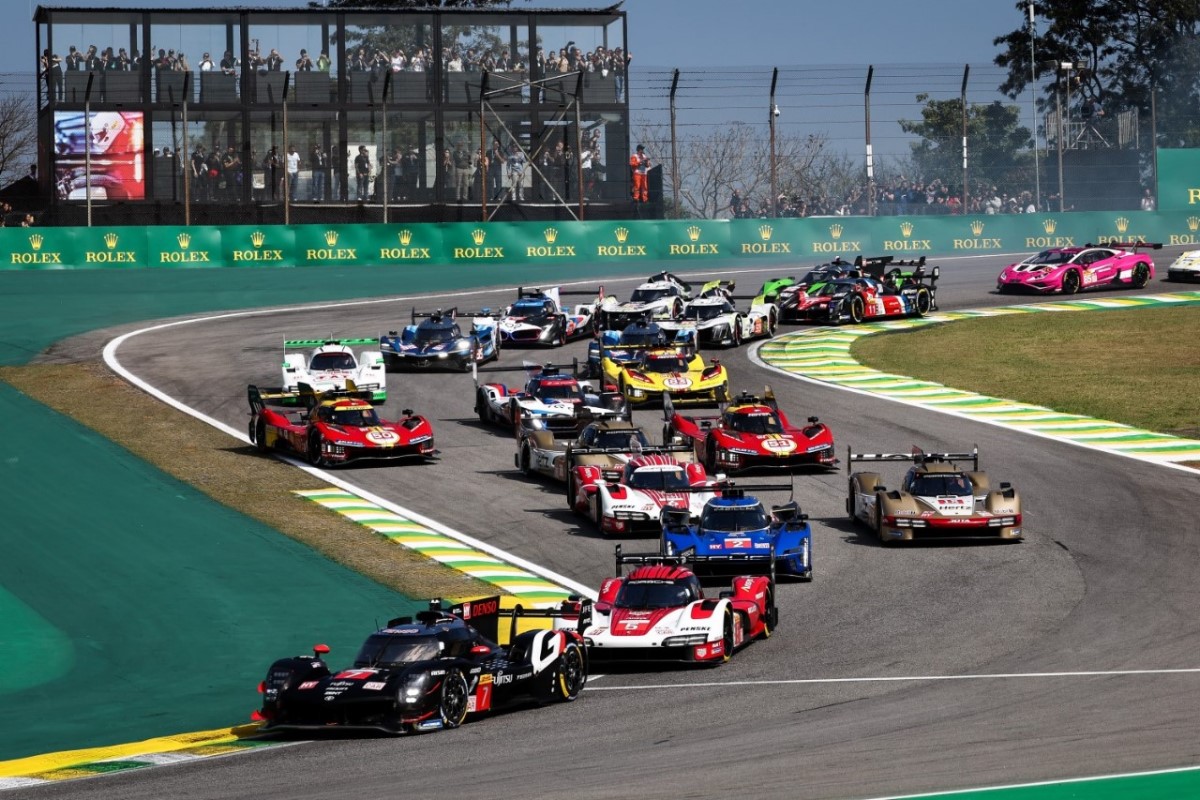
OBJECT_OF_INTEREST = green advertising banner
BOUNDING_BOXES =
[1156,149,1200,212]
[1,210,1196,271]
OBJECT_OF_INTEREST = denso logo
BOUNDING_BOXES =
[465,598,499,618]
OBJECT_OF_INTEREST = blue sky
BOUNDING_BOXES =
[12,0,1023,73]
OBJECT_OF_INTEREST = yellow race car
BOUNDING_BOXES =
[599,343,730,407]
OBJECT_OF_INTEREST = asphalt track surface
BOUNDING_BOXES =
[23,249,1200,800]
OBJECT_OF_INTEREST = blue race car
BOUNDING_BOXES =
[661,485,812,580]
[585,316,695,378]
[380,307,500,372]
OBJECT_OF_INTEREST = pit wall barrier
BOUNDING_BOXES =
[5,210,1200,270]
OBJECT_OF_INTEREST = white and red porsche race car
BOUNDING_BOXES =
[568,451,717,537]
[282,338,387,403]
[551,547,777,665]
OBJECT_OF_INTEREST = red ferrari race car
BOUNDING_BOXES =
[248,383,437,467]
[662,387,836,473]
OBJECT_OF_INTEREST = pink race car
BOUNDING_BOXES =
[996,242,1159,295]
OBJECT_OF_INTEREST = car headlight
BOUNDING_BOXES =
[662,634,708,647]
[400,672,430,702]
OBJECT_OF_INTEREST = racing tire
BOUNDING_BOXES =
[704,444,718,475]
[730,319,743,348]
[307,431,326,468]
[914,287,932,317]
[1132,262,1151,289]
[1061,269,1081,295]
[509,398,522,431]
[715,383,730,405]
[251,416,268,453]
[519,442,533,476]
[556,317,569,347]
[768,308,778,336]
[670,299,683,319]
[438,669,469,729]
[719,609,734,664]
[476,389,490,425]
[847,295,866,324]
[874,502,892,546]
[759,587,774,640]
[594,496,607,536]
[566,472,578,511]
[847,480,858,524]
[551,642,586,702]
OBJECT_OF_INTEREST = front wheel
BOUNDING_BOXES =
[307,431,326,467]
[730,318,743,347]
[519,442,533,476]
[476,389,490,424]
[438,670,469,729]
[1132,262,1150,288]
[719,609,734,664]
[566,472,578,510]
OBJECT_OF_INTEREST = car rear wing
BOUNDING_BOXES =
[617,544,779,586]
[847,445,978,472]
[283,336,378,351]
[1099,241,1163,252]
[501,599,594,640]
[567,441,693,462]
[647,270,693,293]
[473,358,582,386]
[248,383,301,412]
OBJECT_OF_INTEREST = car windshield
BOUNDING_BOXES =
[593,429,650,449]
[909,474,973,496]
[620,328,663,346]
[814,281,855,297]
[310,352,356,371]
[630,287,673,303]
[802,267,840,284]
[1026,250,1074,265]
[328,407,381,426]
[626,465,689,490]
[512,299,553,316]
[636,354,690,373]
[535,381,584,401]
[682,302,733,321]
[414,325,460,344]
[726,412,782,434]
[701,503,770,532]
[354,634,442,667]
[614,580,692,609]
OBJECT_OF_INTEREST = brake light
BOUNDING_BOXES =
[257,681,266,693]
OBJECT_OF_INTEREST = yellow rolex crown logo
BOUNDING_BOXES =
[250,231,266,248]
[758,224,773,241]
[970,219,985,236]
[829,224,843,240]
[398,229,413,246]
[177,232,191,249]
[543,227,559,244]
[1188,216,1200,232]
[28,234,42,251]
[324,230,339,247]
[686,225,702,242]
[104,232,119,249]
[614,226,629,243]
[471,229,487,246]
[1042,219,1057,234]
[1115,216,1129,233]
[899,221,914,238]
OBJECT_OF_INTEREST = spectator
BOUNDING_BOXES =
[387,146,403,201]
[190,145,208,201]
[21,213,34,228]
[295,49,313,72]
[65,45,82,71]
[452,143,472,201]
[286,144,300,201]
[41,49,63,101]
[403,148,420,200]
[316,51,331,73]
[198,52,215,72]
[354,145,371,201]
[488,139,506,201]
[630,143,649,203]
[309,143,327,202]
[266,49,283,72]
[506,142,525,202]
[220,50,237,75]
[1141,188,1155,211]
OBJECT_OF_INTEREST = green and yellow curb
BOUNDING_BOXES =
[757,291,1200,466]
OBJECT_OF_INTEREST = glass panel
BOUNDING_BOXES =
[45,19,146,106]
[343,14,435,105]
[150,114,187,202]
[284,109,339,203]
[533,18,625,103]
[247,15,334,105]
[148,15,239,104]
[441,17,530,105]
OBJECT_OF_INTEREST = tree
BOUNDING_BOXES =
[898,94,1034,195]
[0,94,37,189]
[993,0,1200,145]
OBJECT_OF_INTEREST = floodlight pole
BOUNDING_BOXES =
[575,71,585,220]
[1055,68,1064,211]
[769,67,778,218]
[961,64,969,214]
[182,72,191,226]
[479,70,488,219]
[281,72,291,225]
[84,72,94,227]
[669,69,679,218]
[382,69,391,224]
[864,65,875,217]
[1028,0,1041,210]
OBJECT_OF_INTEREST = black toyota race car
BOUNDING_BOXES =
[253,596,588,735]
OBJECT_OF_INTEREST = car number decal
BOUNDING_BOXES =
[366,428,399,444]
[761,435,796,453]
[663,376,692,390]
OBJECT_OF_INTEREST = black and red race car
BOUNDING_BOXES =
[248,382,437,467]
[663,387,836,473]
[253,597,588,735]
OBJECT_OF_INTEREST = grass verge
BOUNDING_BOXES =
[0,361,500,602]
[852,307,1200,448]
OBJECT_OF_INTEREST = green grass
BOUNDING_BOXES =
[851,307,1200,437]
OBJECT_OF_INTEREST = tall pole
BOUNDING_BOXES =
[1055,70,1064,212]
[669,69,679,218]
[864,66,875,217]
[84,72,94,227]
[768,66,778,218]
[382,70,391,224]
[1151,82,1158,200]
[1028,0,1041,210]
[479,71,487,220]
[961,64,969,214]
[574,72,585,220]
[183,72,191,226]
[281,72,291,225]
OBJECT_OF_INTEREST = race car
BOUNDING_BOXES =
[752,256,878,322]
[596,271,693,330]
[663,387,836,473]
[253,596,587,735]
[584,316,694,378]
[1166,249,1200,281]
[281,338,387,403]
[549,546,776,665]
[497,286,600,346]
[803,271,938,325]
[379,308,499,372]
[996,242,1158,294]
[846,446,1023,544]
[570,451,716,537]
[658,280,777,347]
[661,485,812,579]
[248,383,436,468]
[516,417,653,484]
[598,343,730,407]
[475,361,629,432]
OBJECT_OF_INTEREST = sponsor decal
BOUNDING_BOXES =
[663,376,692,390]
[760,435,796,453]
[363,681,387,690]
[298,681,319,690]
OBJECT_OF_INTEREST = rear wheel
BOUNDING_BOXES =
[768,308,778,335]
[438,670,469,729]
[251,416,268,453]
[730,318,743,347]
[914,287,932,316]
[1132,262,1151,288]
[552,642,586,702]
[566,472,578,510]
[847,295,865,324]
[846,480,858,523]
[519,442,533,476]
[759,588,774,640]
[1061,269,1081,294]
[476,389,490,424]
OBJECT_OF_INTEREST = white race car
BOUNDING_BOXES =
[597,271,693,330]
[497,286,600,346]
[475,361,628,432]
[659,280,777,348]
[282,338,387,403]
[573,453,717,537]
[1166,250,1200,282]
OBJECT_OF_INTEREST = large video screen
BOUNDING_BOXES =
[53,111,145,200]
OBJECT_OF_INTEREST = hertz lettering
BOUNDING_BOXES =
[1024,236,1076,248]
[668,243,719,255]
[453,247,505,259]
[596,244,647,256]
[159,251,211,263]
[379,247,432,260]
[306,248,358,260]
[811,241,862,254]
[740,242,791,254]
[232,249,284,262]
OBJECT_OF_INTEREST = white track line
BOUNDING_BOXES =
[853,763,1200,800]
